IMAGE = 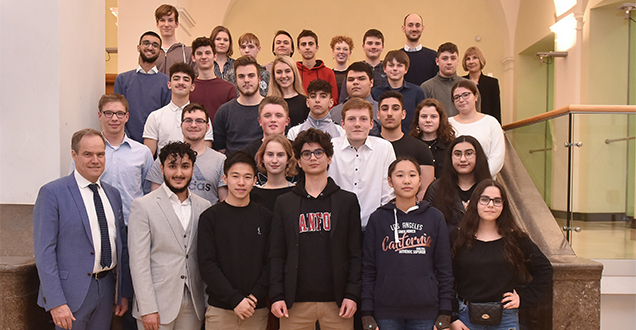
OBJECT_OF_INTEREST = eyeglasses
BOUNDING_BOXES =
[101,111,127,119]
[453,92,473,102]
[182,118,207,125]
[478,196,504,207]
[452,149,475,159]
[141,40,160,49]
[299,149,325,160]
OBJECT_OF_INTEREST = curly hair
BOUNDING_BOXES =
[410,98,455,144]
[330,35,354,51]
[159,141,197,166]
[292,128,334,160]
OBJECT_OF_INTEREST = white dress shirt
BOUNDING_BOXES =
[162,183,192,230]
[328,136,396,229]
[74,171,118,273]
[142,101,214,153]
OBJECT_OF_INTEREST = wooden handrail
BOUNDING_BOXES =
[503,105,636,131]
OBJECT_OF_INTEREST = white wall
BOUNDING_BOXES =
[0,0,104,204]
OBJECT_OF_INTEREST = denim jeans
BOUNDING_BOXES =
[376,318,435,330]
[457,299,518,330]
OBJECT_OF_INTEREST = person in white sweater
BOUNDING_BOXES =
[448,80,504,176]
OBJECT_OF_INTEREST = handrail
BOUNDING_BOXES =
[605,136,636,144]
[502,105,636,131]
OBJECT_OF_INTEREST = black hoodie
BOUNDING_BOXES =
[269,177,362,308]
[361,200,454,320]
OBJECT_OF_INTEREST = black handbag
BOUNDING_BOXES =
[468,302,503,325]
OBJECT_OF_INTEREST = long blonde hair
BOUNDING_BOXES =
[268,56,306,98]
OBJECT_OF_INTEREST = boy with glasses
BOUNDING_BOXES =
[143,62,213,156]
[114,31,171,143]
[146,103,227,205]
[270,128,362,330]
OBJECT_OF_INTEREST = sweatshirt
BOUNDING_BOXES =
[361,200,454,320]
[197,201,272,310]
[296,60,339,105]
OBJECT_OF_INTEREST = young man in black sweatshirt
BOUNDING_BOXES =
[269,128,362,330]
[197,152,272,329]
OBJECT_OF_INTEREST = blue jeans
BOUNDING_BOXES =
[457,299,518,330]
[376,318,435,330]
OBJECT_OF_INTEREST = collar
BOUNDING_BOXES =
[103,133,132,149]
[307,112,334,125]
[404,44,423,52]
[437,72,459,81]
[136,65,159,74]
[161,183,191,204]
[167,101,190,112]
[74,170,101,189]
[342,136,374,151]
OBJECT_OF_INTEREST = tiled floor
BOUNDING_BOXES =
[555,218,636,259]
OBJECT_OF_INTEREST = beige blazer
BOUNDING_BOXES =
[128,187,211,323]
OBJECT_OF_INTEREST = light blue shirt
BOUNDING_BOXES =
[102,135,154,225]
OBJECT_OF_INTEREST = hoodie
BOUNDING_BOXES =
[156,42,195,75]
[294,178,339,302]
[269,177,362,308]
[296,60,339,105]
[361,200,454,320]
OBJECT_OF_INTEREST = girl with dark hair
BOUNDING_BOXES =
[450,180,552,330]
[424,136,491,233]
[250,135,297,212]
[410,98,456,178]
[362,158,454,330]
[449,80,505,177]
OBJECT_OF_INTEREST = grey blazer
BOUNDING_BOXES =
[128,186,211,323]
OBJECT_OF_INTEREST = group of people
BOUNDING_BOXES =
[32,4,552,330]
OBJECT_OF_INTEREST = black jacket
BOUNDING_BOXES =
[463,73,501,123]
[269,177,362,308]
[424,179,465,234]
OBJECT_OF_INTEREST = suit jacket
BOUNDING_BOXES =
[269,179,362,309]
[128,186,211,323]
[33,173,132,312]
[463,73,501,123]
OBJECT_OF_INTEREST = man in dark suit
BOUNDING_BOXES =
[269,128,362,329]
[33,128,132,330]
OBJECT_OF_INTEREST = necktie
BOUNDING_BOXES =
[88,183,112,268]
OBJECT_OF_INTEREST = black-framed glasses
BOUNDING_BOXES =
[453,92,473,102]
[478,196,503,207]
[299,149,325,160]
[101,111,127,119]
[141,40,160,49]
[182,118,207,125]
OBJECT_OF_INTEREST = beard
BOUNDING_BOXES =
[164,175,192,194]
[406,34,421,43]
[140,51,160,64]
[238,85,258,97]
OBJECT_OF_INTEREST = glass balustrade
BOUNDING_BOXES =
[506,111,636,259]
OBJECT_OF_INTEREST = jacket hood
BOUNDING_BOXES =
[379,200,434,244]
[296,59,326,72]
[292,176,340,198]
[378,199,433,213]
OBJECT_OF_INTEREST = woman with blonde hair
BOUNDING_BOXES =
[462,46,501,123]
[250,134,297,212]
[268,55,309,127]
